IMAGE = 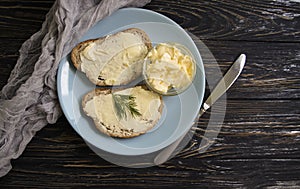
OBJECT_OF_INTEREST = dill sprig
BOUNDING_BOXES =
[112,94,142,120]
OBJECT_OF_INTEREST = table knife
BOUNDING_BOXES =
[154,54,246,165]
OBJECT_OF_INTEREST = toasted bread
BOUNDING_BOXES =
[71,28,152,86]
[82,86,163,138]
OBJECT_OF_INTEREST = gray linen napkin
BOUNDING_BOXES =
[0,0,151,177]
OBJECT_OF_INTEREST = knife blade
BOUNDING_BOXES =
[199,53,246,116]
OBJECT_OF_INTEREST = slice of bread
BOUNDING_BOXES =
[71,28,152,86]
[82,86,163,138]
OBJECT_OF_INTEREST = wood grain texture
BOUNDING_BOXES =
[201,40,300,99]
[0,0,52,38]
[1,99,299,188]
[146,0,300,42]
[0,0,299,188]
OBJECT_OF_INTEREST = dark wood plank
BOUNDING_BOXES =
[201,39,300,99]
[0,0,53,38]
[146,0,300,42]
[1,0,299,41]
[0,99,299,187]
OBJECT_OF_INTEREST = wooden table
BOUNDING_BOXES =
[1,0,299,188]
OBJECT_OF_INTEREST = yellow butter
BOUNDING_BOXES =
[80,32,148,85]
[145,43,195,94]
[83,86,161,134]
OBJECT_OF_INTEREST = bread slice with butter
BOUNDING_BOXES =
[82,86,163,138]
[71,28,152,86]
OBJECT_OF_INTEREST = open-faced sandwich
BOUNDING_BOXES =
[71,28,152,86]
[82,86,163,138]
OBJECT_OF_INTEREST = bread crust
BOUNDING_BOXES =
[82,86,163,138]
[71,28,152,86]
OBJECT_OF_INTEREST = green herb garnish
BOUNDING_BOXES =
[112,94,142,120]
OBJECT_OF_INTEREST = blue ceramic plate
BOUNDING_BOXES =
[57,8,205,156]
